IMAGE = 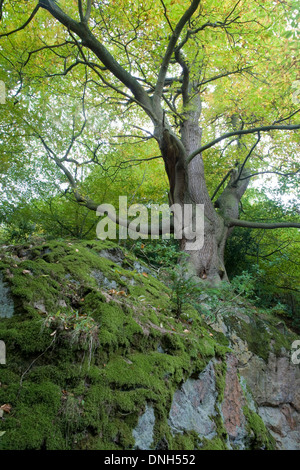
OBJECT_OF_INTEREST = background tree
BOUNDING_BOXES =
[0,0,299,284]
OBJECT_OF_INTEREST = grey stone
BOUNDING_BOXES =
[168,361,217,439]
[120,275,136,286]
[0,340,6,364]
[33,301,47,313]
[258,404,300,450]
[133,261,152,275]
[92,270,118,290]
[132,404,155,450]
[0,272,14,318]
[99,248,124,265]
[65,274,80,286]
[239,352,300,409]
[239,351,300,450]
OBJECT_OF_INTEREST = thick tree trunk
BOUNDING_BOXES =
[157,89,250,285]
[158,134,226,284]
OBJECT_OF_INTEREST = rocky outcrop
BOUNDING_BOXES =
[168,361,218,440]
[131,306,300,450]
[210,312,300,450]
[221,354,249,448]
[0,240,299,450]
[133,353,276,450]
[239,352,300,450]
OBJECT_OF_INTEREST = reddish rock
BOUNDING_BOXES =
[222,354,248,443]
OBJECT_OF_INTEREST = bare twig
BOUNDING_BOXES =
[160,0,174,32]
[19,336,56,391]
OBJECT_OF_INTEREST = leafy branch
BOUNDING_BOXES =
[187,124,300,164]
[0,4,40,38]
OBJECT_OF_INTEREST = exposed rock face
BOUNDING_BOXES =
[132,404,155,450]
[133,351,278,450]
[210,312,300,450]
[133,344,299,450]
[163,353,273,450]
[168,361,218,440]
[221,354,249,448]
[133,311,300,450]
[239,352,300,450]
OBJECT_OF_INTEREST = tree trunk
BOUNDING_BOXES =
[157,88,250,285]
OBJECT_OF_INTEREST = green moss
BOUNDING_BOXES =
[0,316,53,357]
[224,312,294,362]
[214,361,227,403]
[211,406,229,448]
[102,351,190,393]
[243,406,276,450]
[199,436,228,450]
[0,381,63,450]
[172,431,200,450]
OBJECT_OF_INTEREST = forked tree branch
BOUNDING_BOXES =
[200,66,253,87]
[30,121,173,235]
[38,0,154,118]
[153,0,200,105]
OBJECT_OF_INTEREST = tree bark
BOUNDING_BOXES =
[156,83,234,284]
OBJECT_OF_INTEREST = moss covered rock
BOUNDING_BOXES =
[0,240,298,450]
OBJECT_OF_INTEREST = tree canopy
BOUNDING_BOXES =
[0,0,299,285]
